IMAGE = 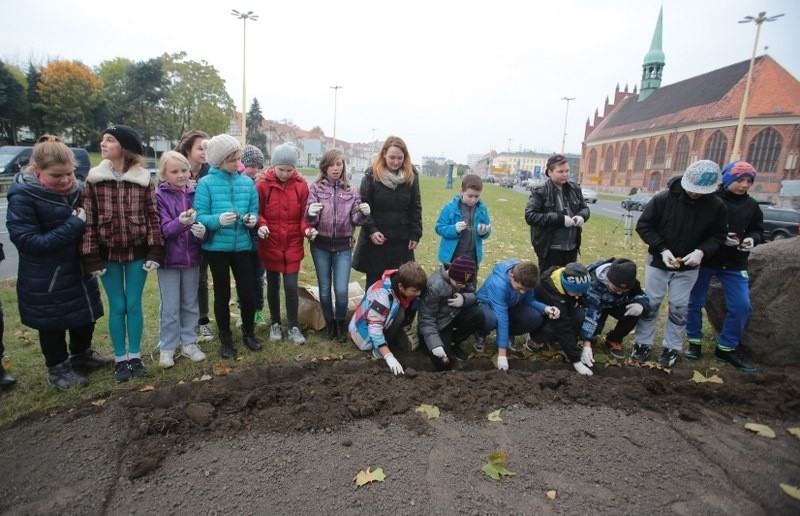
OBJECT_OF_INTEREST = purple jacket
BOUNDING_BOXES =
[156,182,204,268]
[305,177,368,251]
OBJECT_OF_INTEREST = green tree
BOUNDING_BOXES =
[25,63,45,136]
[96,57,134,124]
[0,61,28,144]
[126,58,167,147]
[246,97,267,153]
[161,52,235,142]
[37,60,105,146]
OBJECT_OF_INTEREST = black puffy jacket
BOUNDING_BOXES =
[524,180,590,259]
[702,187,762,270]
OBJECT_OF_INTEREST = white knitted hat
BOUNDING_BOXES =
[203,134,242,168]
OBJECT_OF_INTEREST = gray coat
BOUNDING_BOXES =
[417,267,478,352]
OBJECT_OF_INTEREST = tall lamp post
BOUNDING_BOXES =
[231,9,258,146]
[730,11,782,162]
[330,85,343,148]
[560,96,575,154]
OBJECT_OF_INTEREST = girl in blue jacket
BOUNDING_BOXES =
[6,136,110,390]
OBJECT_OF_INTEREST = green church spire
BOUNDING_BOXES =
[639,6,665,101]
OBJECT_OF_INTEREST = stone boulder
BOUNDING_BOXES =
[706,237,800,366]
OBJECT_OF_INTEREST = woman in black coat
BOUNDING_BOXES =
[353,136,423,288]
[6,136,109,390]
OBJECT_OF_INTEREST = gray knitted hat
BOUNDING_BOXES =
[272,143,298,168]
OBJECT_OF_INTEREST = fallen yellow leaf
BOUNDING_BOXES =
[547,490,557,500]
[487,409,502,422]
[354,467,386,487]
[214,363,232,376]
[138,385,155,392]
[780,483,800,500]
[199,374,212,381]
[482,451,516,480]
[416,404,440,419]
[691,370,724,384]
[91,399,107,407]
[787,428,800,440]
[745,423,776,439]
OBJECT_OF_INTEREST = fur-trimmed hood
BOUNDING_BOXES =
[86,159,151,187]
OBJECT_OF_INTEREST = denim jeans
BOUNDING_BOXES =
[686,266,751,350]
[310,247,353,321]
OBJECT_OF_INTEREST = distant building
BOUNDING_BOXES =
[581,7,800,198]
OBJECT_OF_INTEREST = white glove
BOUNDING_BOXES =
[544,306,560,319]
[447,293,464,307]
[564,216,575,228]
[72,208,86,222]
[572,215,585,227]
[90,268,106,279]
[725,233,740,247]
[305,228,319,241]
[431,346,447,358]
[682,249,704,267]
[740,237,754,251]
[455,220,468,233]
[477,223,490,236]
[359,203,371,216]
[308,202,324,217]
[661,249,679,269]
[243,214,257,228]
[258,226,270,239]
[581,346,595,367]
[178,210,196,226]
[190,222,206,239]
[384,352,404,376]
[624,303,644,317]
[219,212,237,226]
[573,362,594,376]
[142,260,159,272]
[497,355,509,371]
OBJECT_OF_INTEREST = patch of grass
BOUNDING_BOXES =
[0,175,720,423]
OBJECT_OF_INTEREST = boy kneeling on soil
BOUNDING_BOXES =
[349,262,427,376]
[417,256,485,370]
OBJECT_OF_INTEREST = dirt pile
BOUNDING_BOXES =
[706,237,800,365]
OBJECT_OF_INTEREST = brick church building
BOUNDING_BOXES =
[580,8,800,199]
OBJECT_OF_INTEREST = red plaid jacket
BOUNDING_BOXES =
[80,161,164,272]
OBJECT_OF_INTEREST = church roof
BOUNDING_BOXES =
[586,55,800,142]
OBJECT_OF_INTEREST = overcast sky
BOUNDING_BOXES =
[3,0,798,164]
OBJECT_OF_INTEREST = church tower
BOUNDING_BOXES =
[639,7,665,101]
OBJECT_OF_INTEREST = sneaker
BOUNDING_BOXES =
[159,349,175,368]
[605,340,626,360]
[270,323,283,342]
[507,337,519,353]
[658,348,680,368]
[129,358,148,378]
[630,343,652,363]
[48,360,88,390]
[197,324,214,342]
[714,348,757,373]
[450,343,469,361]
[254,311,267,327]
[180,343,207,362]
[69,348,113,369]
[288,326,306,345]
[473,334,486,353]
[114,360,132,383]
[684,343,702,360]
[524,336,548,353]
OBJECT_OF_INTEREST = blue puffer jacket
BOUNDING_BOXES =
[6,172,103,330]
[435,195,491,265]
[194,167,259,252]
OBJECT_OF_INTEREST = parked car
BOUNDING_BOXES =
[0,145,90,180]
[483,175,496,184]
[621,194,653,211]
[499,176,516,188]
[582,188,598,203]
[760,206,800,241]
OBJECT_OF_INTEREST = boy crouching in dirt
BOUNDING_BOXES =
[349,262,427,376]
[417,256,485,370]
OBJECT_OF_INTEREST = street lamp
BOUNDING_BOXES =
[330,85,343,148]
[231,9,258,146]
[561,96,575,154]
[730,11,783,162]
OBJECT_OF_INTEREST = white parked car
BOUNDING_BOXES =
[582,188,598,203]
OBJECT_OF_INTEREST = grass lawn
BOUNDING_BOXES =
[0,175,719,423]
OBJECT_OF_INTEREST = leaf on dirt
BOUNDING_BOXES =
[691,370,724,384]
[487,409,502,422]
[214,363,232,376]
[787,428,800,440]
[745,423,776,439]
[482,452,516,481]
[91,399,107,407]
[138,385,155,392]
[780,483,800,501]
[199,374,212,381]
[49,409,58,417]
[546,490,557,500]
[354,467,386,487]
[13,329,35,346]
[416,404,440,419]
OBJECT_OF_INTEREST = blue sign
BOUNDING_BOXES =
[534,166,541,178]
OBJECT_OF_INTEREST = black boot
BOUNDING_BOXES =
[219,332,237,359]
[242,331,263,351]
[0,364,16,389]
[335,320,348,343]
[325,320,336,340]
[714,348,757,373]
